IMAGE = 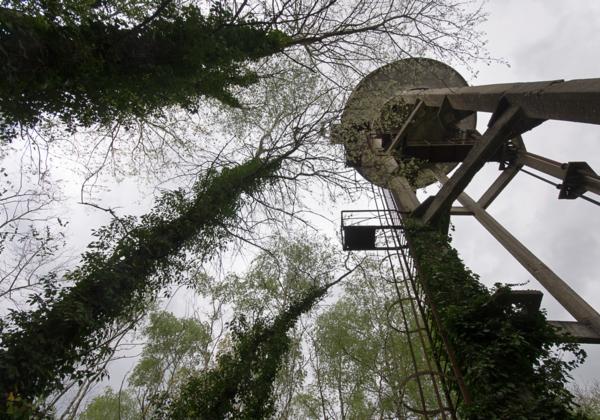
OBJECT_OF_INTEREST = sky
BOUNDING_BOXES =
[1,0,598,411]
[444,0,600,384]
[52,0,600,397]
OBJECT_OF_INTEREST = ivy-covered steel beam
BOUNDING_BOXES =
[0,156,282,414]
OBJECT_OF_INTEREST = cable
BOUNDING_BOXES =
[520,168,600,207]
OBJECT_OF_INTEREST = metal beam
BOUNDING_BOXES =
[398,78,600,125]
[450,206,472,216]
[478,162,523,209]
[518,151,600,196]
[420,105,522,224]
[435,170,600,336]
[548,321,600,344]
[385,101,424,153]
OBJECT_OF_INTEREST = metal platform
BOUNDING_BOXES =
[341,210,407,251]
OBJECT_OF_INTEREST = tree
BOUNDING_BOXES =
[161,246,360,419]
[76,310,212,419]
[79,388,140,420]
[0,141,66,304]
[572,381,600,419]
[286,257,444,419]
[128,311,211,417]
[0,2,289,140]
[0,154,285,414]
[0,0,488,140]
[70,234,353,419]
[0,55,355,414]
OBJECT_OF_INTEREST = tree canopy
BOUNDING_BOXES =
[0,2,289,140]
[0,155,283,414]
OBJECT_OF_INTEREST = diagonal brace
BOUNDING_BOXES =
[419,105,523,224]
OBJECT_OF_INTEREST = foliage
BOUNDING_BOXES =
[208,234,341,318]
[162,285,329,420]
[158,234,345,419]
[0,156,282,414]
[404,221,586,419]
[79,388,140,420]
[77,310,211,419]
[572,381,600,419]
[75,234,341,419]
[286,257,444,419]
[128,311,211,416]
[0,2,289,140]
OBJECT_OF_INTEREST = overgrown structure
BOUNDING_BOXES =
[335,58,600,418]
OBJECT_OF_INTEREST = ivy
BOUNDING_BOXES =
[404,221,586,419]
[160,286,329,419]
[0,156,282,414]
[0,3,290,140]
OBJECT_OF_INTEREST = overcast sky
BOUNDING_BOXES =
[447,0,600,384]
[3,0,596,408]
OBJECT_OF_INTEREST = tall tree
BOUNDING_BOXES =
[162,259,358,419]
[72,234,352,419]
[79,388,140,420]
[0,0,488,140]
[0,153,284,415]
[0,2,289,140]
[77,310,212,419]
[127,311,211,417]
[287,258,442,419]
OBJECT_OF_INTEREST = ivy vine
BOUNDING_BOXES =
[0,3,290,139]
[0,156,282,415]
[404,221,586,419]
[159,286,329,419]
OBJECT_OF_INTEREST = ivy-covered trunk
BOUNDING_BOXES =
[404,221,585,419]
[0,156,281,415]
[163,286,330,419]
[0,5,289,139]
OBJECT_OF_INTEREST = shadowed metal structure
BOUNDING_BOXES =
[333,58,600,418]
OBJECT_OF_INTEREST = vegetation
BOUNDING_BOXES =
[163,285,329,419]
[405,221,586,419]
[79,388,139,420]
[0,156,282,414]
[0,0,489,141]
[78,237,445,419]
[0,2,289,140]
[572,381,600,419]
